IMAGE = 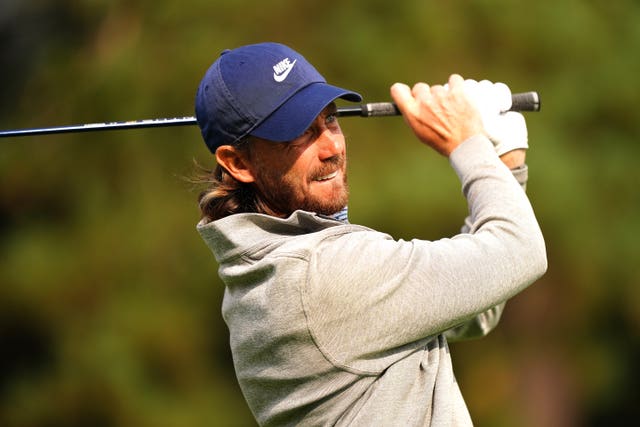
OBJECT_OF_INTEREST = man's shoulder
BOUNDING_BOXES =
[197,210,377,263]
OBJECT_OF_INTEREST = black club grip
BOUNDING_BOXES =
[337,91,541,117]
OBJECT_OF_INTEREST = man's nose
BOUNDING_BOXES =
[316,129,343,160]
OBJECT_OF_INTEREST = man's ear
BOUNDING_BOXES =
[215,145,256,183]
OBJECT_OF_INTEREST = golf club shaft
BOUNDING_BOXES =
[0,91,539,138]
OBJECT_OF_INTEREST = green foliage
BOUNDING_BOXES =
[1,0,639,425]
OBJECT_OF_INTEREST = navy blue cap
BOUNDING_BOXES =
[195,42,362,153]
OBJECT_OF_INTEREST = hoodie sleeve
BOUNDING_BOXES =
[445,163,529,342]
[302,135,547,373]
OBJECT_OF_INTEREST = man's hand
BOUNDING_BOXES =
[462,79,528,168]
[390,74,484,157]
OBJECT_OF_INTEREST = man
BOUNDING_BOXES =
[194,42,547,426]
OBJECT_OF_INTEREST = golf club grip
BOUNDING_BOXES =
[339,91,540,117]
[510,91,540,112]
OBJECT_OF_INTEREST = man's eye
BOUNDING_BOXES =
[326,113,337,124]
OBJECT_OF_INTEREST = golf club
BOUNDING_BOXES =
[0,91,539,138]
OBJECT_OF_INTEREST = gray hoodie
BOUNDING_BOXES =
[198,135,547,426]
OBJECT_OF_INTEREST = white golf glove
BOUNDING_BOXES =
[462,79,528,156]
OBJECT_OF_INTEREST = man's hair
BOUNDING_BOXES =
[196,140,278,223]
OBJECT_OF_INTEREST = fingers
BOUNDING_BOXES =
[493,82,512,111]
[391,81,440,116]
[390,82,417,116]
[389,74,485,156]
[392,75,465,112]
[411,82,431,97]
[466,79,512,113]
[448,73,464,88]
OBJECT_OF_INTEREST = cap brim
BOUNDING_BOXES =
[250,83,362,142]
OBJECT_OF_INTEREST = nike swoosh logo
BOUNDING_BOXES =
[273,59,297,82]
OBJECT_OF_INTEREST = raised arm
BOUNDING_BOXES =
[303,75,547,369]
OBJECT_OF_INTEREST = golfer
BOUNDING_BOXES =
[194,42,547,426]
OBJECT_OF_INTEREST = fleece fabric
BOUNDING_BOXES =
[197,135,547,426]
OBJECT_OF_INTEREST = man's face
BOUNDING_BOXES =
[247,103,349,216]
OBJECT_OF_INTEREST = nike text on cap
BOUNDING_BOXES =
[195,42,362,154]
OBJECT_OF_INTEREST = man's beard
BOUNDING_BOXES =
[254,155,349,217]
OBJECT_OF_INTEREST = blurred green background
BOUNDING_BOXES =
[1,1,638,426]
